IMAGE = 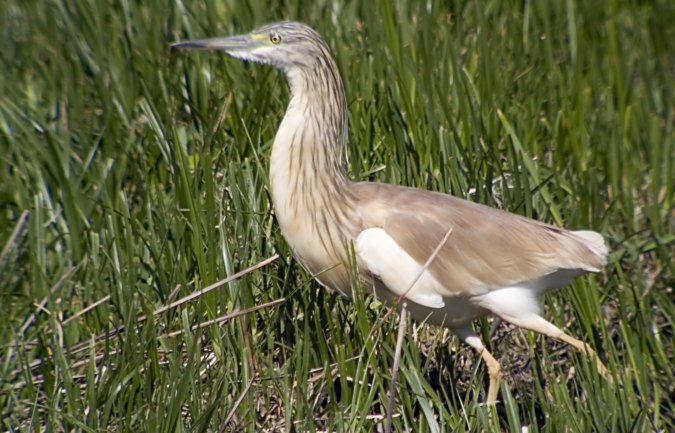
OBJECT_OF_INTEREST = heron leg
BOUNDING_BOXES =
[499,313,610,378]
[455,327,501,404]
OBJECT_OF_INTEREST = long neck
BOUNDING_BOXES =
[269,53,352,217]
[272,54,349,185]
[269,52,358,278]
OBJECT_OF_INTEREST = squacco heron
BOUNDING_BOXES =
[172,21,609,403]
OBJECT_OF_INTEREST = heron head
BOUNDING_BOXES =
[171,21,331,73]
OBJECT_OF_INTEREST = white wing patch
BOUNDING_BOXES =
[355,228,446,309]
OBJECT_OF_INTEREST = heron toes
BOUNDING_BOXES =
[478,336,612,406]
[596,358,610,377]
[557,334,612,382]
[589,348,612,382]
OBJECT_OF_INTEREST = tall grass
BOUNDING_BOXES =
[1,0,673,431]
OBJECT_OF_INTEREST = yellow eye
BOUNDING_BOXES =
[270,32,281,44]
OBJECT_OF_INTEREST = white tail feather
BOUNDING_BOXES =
[572,230,608,268]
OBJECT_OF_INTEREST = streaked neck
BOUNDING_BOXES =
[268,54,359,288]
[269,57,351,223]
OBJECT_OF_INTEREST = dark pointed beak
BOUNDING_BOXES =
[171,35,257,53]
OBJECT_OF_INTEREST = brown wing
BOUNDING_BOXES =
[352,182,605,295]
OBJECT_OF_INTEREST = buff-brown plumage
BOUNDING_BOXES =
[172,21,610,402]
